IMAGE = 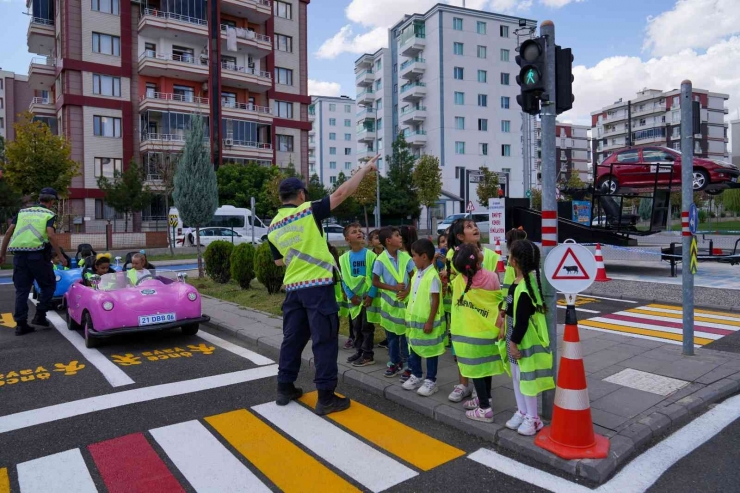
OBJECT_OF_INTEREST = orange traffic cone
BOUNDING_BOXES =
[494,240,506,273]
[594,243,611,282]
[536,305,610,460]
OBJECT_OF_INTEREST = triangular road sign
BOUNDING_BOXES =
[551,247,591,280]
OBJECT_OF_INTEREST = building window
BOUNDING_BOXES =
[453,42,464,55]
[329,103,336,111]
[375,59,382,71]
[329,132,336,140]
[93,157,122,179]
[477,45,487,59]
[500,25,509,37]
[330,162,337,170]
[330,176,337,184]
[344,133,351,141]
[454,92,465,105]
[375,78,382,90]
[275,101,293,118]
[275,67,293,86]
[500,73,510,85]
[502,144,511,156]
[501,96,510,109]
[92,74,121,97]
[345,104,352,113]
[500,49,509,62]
[478,70,487,83]
[174,85,194,102]
[454,67,464,80]
[329,147,337,155]
[93,115,121,137]
[478,118,488,131]
[329,118,336,126]
[453,17,463,30]
[501,120,511,133]
[345,162,352,170]
[275,0,292,19]
[275,34,293,52]
[477,21,486,34]
[377,98,383,110]
[92,32,120,56]
[91,0,119,15]
[455,141,465,154]
[478,94,488,107]
[377,118,383,130]
[344,119,351,127]
[276,134,294,152]
[94,200,121,220]
[345,148,352,155]
[455,117,465,130]
[480,143,488,156]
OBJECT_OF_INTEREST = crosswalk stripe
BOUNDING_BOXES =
[206,409,360,493]
[579,320,714,346]
[648,304,740,321]
[627,308,740,328]
[299,391,465,471]
[617,310,739,332]
[17,449,97,493]
[88,433,184,493]
[197,331,274,366]
[253,401,418,492]
[598,314,726,338]
[149,420,271,493]
[0,468,9,493]
[575,325,691,347]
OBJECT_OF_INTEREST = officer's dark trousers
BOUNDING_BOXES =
[279,284,339,391]
[13,252,55,322]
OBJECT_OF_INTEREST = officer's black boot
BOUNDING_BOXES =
[276,382,303,406]
[31,311,51,328]
[314,390,351,416]
[15,320,35,336]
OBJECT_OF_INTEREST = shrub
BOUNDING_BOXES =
[255,242,284,294]
[204,240,234,283]
[230,243,256,289]
[698,210,708,223]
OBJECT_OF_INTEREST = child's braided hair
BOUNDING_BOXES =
[509,239,547,314]
[452,243,480,306]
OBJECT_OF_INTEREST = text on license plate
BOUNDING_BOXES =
[139,313,176,326]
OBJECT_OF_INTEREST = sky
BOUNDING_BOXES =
[3,0,740,129]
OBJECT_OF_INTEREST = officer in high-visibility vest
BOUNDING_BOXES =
[0,188,67,335]
[267,156,378,416]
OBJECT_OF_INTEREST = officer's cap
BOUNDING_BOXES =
[40,187,59,199]
[278,177,308,196]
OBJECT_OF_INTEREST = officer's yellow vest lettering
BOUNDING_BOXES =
[267,202,337,291]
[405,267,446,358]
[338,249,377,319]
[8,206,55,252]
[376,249,411,335]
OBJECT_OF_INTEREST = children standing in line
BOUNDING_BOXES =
[339,223,378,367]
[403,239,445,396]
[367,228,388,349]
[368,229,384,256]
[501,239,555,436]
[399,225,419,257]
[502,227,527,293]
[372,227,414,379]
[435,233,452,348]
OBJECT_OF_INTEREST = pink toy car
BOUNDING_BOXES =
[64,270,210,348]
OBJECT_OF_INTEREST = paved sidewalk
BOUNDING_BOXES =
[201,296,740,484]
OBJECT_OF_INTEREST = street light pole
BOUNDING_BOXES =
[374,103,381,228]
[680,80,695,356]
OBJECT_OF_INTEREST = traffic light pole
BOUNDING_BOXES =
[539,20,558,420]
[680,80,695,356]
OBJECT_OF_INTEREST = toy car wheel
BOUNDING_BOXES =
[84,313,99,348]
[66,310,81,331]
[692,169,709,191]
[182,323,199,336]
[597,175,619,195]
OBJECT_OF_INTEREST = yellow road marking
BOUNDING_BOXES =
[579,320,714,346]
[627,308,740,328]
[647,304,740,320]
[206,409,359,493]
[0,314,16,329]
[0,467,9,493]
[299,391,465,471]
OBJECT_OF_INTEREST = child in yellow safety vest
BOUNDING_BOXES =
[367,229,388,350]
[500,239,555,436]
[501,227,528,295]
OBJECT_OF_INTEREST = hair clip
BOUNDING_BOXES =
[469,254,475,260]
[454,246,460,251]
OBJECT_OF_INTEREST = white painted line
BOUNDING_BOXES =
[468,394,740,493]
[639,306,740,323]
[614,311,735,333]
[0,365,278,434]
[577,325,693,347]
[558,293,638,304]
[556,305,600,314]
[586,316,723,340]
[197,330,274,366]
[150,420,271,493]
[253,401,418,492]
[17,449,97,493]
[46,311,136,387]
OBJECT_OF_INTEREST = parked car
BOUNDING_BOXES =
[436,213,490,235]
[323,224,346,242]
[175,227,261,247]
[596,146,739,195]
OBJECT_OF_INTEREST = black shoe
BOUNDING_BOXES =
[377,339,388,349]
[315,395,351,416]
[347,352,362,363]
[276,385,303,406]
[15,321,35,336]
[31,314,50,328]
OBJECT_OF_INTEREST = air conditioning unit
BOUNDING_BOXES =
[224,138,234,146]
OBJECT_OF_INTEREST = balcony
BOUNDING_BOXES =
[357,88,375,105]
[602,126,626,137]
[355,53,374,70]
[139,92,209,113]
[356,147,376,162]
[27,17,54,56]
[406,130,427,147]
[400,34,426,57]
[140,133,190,153]
[400,105,427,125]
[221,0,272,24]
[308,139,315,149]
[355,107,376,121]
[400,57,426,80]
[601,141,627,152]
[221,62,272,92]
[632,104,666,117]
[28,57,55,90]
[220,24,271,57]
[28,97,55,116]
[603,111,628,123]
[356,69,374,87]
[138,9,207,43]
[633,134,666,145]
[222,138,273,161]
[356,126,376,143]
[138,52,208,81]
[400,82,426,102]
[221,101,273,123]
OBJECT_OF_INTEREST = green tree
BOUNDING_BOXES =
[173,114,218,278]
[96,160,152,232]
[5,112,79,200]
[0,179,22,233]
[353,167,377,234]
[638,198,653,221]
[307,173,328,202]
[331,172,360,222]
[217,162,280,218]
[379,133,420,222]
[148,150,179,256]
[562,173,587,201]
[723,189,740,215]
[413,155,442,230]
[476,166,500,207]
[531,189,542,211]
[0,135,6,164]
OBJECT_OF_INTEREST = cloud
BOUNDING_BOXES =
[539,0,582,7]
[315,25,388,59]
[643,0,740,56]
[308,79,342,97]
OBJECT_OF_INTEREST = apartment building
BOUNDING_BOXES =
[0,70,34,141]
[533,121,591,185]
[25,0,309,227]
[354,48,394,173]
[591,88,729,166]
[308,95,357,187]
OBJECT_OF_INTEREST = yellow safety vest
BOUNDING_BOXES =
[267,202,337,292]
[376,249,412,335]
[444,246,499,313]
[450,274,505,379]
[8,206,55,252]
[405,267,446,358]
[338,249,377,319]
[502,265,516,296]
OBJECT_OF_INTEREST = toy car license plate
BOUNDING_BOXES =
[139,313,176,326]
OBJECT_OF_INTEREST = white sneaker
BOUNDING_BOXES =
[417,379,438,397]
[517,416,544,436]
[506,411,526,430]
[448,384,472,402]
[402,375,424,391]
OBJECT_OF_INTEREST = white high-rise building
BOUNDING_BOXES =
[309,95,357,188]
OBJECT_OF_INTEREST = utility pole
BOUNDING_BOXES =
[208,0,222,170]
[539,20,558,420]
[680,80,695,356]
[374,104,381,228]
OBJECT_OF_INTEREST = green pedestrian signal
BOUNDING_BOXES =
[526,190,532,198]
[524,68,538,86]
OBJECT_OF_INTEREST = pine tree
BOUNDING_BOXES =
[173,114,218,278]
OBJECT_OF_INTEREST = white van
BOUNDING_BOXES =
[170,205,269,246]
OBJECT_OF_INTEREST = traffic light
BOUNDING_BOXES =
[555,46,574,115]
[516,37,547,115]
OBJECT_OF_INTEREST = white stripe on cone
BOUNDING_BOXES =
[561,341,584,360]
[553,388,591,411]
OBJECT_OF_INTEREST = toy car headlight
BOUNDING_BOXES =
[55,275,61,282]
[102,301,114,311]
[187,292,197,301]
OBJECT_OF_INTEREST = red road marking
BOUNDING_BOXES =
[601,313,733,336]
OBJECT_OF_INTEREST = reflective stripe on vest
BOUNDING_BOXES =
[405,267,445,358]
[338,249,376,319]
[376,250,411,335]
[8,207,54,252]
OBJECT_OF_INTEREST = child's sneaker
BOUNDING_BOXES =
[517,416,544,436]
[447,384,471,403]
[384,364,402,378]
[402,375,424,390]
[352,357,375,367]
[465,407,494,423]
[377,339,388,349]
[346,353,362,364]
[463,397,480,410]
[399,369,412,383]
[506,411,526,430]
[417,379,438,397]
[343,339,355,350]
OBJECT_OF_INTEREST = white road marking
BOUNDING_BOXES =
[17,449,97,493]
[585,316,723,340]
[46,311,136,387]
[253,401,418,492]
[558,293,638,304]
[468,393,740,493]
[637,306,740,323]
[150,420,271,493]
[0,365,278,434]
[556,305,600,314]
[613,311,736,332]
[197,330,274,366]
[577,325,691,347]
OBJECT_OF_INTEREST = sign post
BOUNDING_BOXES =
[680,80,695,356]
[488,198,506,246]
[250,196,256,245]
[466,201,475,213]
[168,214,178,249]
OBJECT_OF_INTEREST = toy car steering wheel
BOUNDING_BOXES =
[135,274,153,286]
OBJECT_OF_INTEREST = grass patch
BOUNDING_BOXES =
[668,220,740,232]
[1,263,12,270]
[147,253,199,262]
